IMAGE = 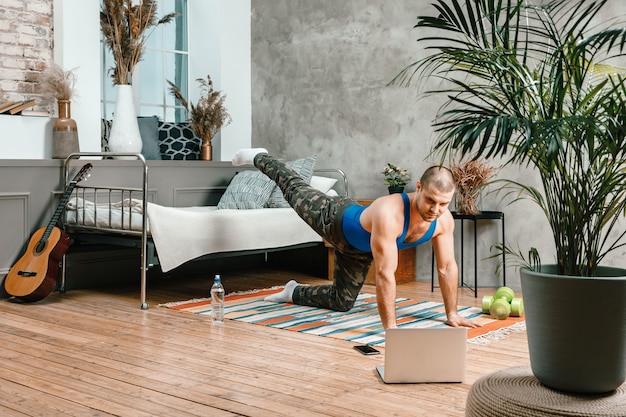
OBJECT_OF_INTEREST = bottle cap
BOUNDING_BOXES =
[214,274,221,282]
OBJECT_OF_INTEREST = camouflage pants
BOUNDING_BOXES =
[255,154,373,311]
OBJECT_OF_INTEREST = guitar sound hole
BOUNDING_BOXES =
[35,240,46,253]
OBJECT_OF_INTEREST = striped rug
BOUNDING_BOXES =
[164,288,525,346]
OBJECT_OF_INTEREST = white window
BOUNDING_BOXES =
[101,0,189,122]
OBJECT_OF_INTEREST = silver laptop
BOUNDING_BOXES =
[376,327,467,383]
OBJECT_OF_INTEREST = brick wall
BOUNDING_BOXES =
[0,0,53,109]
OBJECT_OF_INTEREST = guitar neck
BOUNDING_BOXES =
[40,182,78,243]
[28,162,91,252]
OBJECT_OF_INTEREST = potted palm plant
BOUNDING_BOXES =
[393,0,626,393]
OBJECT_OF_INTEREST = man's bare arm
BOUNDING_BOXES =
[433,212,481,328]
[366,199,404,330]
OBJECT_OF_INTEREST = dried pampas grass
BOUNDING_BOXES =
[38,63,77,101]
[450,159,499,214]
[167,75,232,144]
[100,0,178,85]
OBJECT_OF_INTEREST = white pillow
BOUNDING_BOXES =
[310,175,337,194]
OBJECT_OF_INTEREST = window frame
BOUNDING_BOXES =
[100,0,190,122]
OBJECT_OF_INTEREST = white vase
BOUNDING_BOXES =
[108,84,142,159]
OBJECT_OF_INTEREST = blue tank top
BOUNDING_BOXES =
[342,193,437,252]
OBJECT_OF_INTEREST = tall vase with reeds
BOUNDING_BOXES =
[100,0,177,157]
[39,63,80,159]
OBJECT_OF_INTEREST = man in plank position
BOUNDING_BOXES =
[232,148,479,330]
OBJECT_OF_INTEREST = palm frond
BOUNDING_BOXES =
[392,0,626,276]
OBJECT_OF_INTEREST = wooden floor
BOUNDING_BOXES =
[0,266,529,417]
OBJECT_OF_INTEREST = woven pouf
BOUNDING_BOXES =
[465,366,626,417]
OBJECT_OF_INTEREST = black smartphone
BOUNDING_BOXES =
[354,345,380,355]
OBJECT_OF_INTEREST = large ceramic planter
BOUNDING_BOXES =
[521,265,626,393]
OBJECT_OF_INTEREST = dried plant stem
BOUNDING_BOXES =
[451,159,498,214]
[100,0,177,85]
[167,75,232,145]
[38,63,77,101]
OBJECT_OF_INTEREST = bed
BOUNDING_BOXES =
[60,152,349,309]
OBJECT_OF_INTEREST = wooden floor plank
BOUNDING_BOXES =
[0,266,528,416]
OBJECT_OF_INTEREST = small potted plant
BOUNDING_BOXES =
[168,75,232,160]
[381,163,410,194]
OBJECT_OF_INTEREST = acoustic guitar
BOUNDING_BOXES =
[4,163,92,302]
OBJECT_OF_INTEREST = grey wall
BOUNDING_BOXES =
[250,0,626,289]
[252,1,431,198]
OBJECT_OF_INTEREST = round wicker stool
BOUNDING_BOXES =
[466,366,626,417]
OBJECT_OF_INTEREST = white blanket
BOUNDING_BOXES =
[65,197,323,272]
[146,203,322,272]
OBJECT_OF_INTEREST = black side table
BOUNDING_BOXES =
[431,210,506,297]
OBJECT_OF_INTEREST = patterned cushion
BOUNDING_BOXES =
[216,170,276,209]
[158,121,201,160]
[101,119,112,152]
[266,155,317,208]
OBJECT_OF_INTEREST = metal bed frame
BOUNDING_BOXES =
[59,152,348,309]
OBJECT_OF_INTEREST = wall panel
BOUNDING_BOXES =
[0,193,29,274]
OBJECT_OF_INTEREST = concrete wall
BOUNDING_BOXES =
[252,1,432,198]
[250,0,626,289]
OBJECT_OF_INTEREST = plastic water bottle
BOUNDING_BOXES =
[210,274,225,323]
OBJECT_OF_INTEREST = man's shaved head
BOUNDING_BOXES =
[420,166,456,193]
